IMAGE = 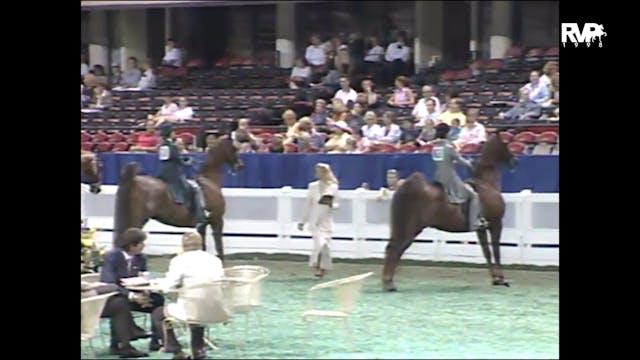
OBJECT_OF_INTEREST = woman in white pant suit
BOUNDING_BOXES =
[298,163,340,278]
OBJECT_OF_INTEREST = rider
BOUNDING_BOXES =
[431,122,488,231]
[156,122,208,228]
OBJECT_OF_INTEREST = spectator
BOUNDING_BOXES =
[282,109,298,138]
[89,83,112,109]
[130,120,160,152]
[202,133,218,152]
[543,72,559,107]
[449,118,461,141]
[361,110,383,141]
[162,38,183,67]
[376,169,404,201]
[522,70,550,104]
[232,118,257,149]
[295,117,326,151]
[137,60,156,91]
[334,44,351,75]
[454,109,487,149]
[153,97,179,125]
[499,88,542,121]
[363,37,385,66]
[539,61,559,88]
[120,57,143,88]
[81,54,89,76]
[325,121,352,153]
[81,81,89,108]
[314,62,341,93]
[360,79,379,108]
[269,135,285,153]
[289,58,311,89]
[310,99,329,126]
[348,130,369,153]
[439,90,459,113]
[378,111,402,144]
[83,65,107,89]
[416,99,441,128]
[171,97,194,123]
[110,63,122,87]
[328,99,349,124]
[387,76,415,108]
[384,31,411,85]
[417,118,438,145]
[399,118,420,144]
[412,85,442,122]
[437,98,466,126]
[347,102,365,132]
[305,35,328,82]
[175,137,189,154]
[333,77,358,106]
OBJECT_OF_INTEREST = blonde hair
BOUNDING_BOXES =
[181,232,203,252]
[316,163,339,185]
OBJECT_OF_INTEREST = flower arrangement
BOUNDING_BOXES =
[81,226,106,273]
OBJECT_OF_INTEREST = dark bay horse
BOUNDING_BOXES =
[81,151,102,194]
[113,138,243,261]
[382,134,518,291]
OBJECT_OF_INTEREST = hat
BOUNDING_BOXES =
[330,121,352,134]
[159,122,174,138]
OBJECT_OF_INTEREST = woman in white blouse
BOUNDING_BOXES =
[298,163,340,278]
[289,58,311,89]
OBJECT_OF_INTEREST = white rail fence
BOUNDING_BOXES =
[81,185,559,266]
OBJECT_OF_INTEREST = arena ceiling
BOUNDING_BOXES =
[81,1,322,10]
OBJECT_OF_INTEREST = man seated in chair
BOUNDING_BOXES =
[161,232,225,360]
[100,228,166,353]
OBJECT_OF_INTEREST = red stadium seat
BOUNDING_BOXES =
[508,141,526,155]
[93,132,109,143]
[112,142,130,152]
[419,143,434,153]
[537,131,558,144]
[505,46,523,58]
[108,132,126,143]
[400,143,417,153]
[439,71,457,82]
[378,143,398,153]
[460,143,481,154]
[514,131,537,144]
[81,132,92,143]
[544,47,560,56]
[127,132,140,144]
[499,131,514,143]
[82,142,95,152]
[178,133,195,145]
[95,142,114,153]
[526,48,544,57]
[257,133,273,142]
[284,143,298,153]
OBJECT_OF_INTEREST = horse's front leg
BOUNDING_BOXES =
[489,221,508,286]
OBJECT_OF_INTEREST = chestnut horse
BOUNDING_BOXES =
[382,134,518,291]
[81,151,102,194]
[113,138,243,260]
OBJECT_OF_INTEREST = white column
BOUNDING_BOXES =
[490,1,512,59]
[414,1,443,70]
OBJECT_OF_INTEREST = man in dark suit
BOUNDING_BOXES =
[100,228,165,353]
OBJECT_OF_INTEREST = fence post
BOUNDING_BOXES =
[352,187,367,259]
[278,186,293,252]
[518,189,533,263]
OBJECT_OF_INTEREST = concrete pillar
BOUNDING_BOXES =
[118,9,148,67]
[228,7,254,59]
[414,1,443,70]
[88,10,109,67]
[165,8,172,40]
[490,1,512,59]
[470,1,480,60]
[276,2,295,68]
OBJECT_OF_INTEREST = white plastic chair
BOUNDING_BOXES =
[164,278,249,353]
[81,292,117,358]
[301,272,373,339]
[223,266,270,337]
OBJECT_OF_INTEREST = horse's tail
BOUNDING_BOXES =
[113,162,138,247]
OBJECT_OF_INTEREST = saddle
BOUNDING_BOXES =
[430,180,474,221]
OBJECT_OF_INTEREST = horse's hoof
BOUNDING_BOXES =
[492,278,510,287]
[382,280,397,292]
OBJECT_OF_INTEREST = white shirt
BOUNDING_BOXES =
[138,69,156,90]
[81,63,89,76]
[159,103,179,116]
[361,124,384,140]
[173,107,194,122]
[291,66,311,79]
[163,47,183,67]
[380,124,402,143]
[305,45,327,66]
[334,88,358,105]
[385,42,411,62]
[364,45,385,62]
[539,74,551,88]
[412,97,442,121]
[457,122,487,145]
[302,181,339,233]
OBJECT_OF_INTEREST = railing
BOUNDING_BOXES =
[82,185,559,266]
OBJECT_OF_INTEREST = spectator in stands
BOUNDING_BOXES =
[314,62,340,93]
[328,99,349,124]
[522,70,550,104]
[399,119,420,144]
[378,111,402,144]
[449,118,461,141]
[204,133,218,152]
[137,60,156,91]
[325,121,352,153]
[232,118,257,149]
[334,44,351,75]
[311,99,329,126]
[439,90,459,113]
[412,85,442,122]
[384,31,411,85]
[361,111,383,141]
[120,57,143,88]
[130,120,160,152]
[499,88,542,121]
[333,77,358,106]
[376,169,404,201]
[539,61,558,88]
[81,54,89,76]
[289,58,311,89]
[363,37,385,71]
[81,79,89,108]
[360,79,379,108]
[387,76,415,108]
[543,72,559,108]
[454,109,487,149]
[282,109,299,138]
[89,83,112,110]
[297,117,326,151]
[110,63,122,87]
[162,38,182,67]
[437,98,466,126]
[347,103,365,133]
[153,97,179,125]
[305,35,328,83]
[415,99,440,128]
[164,97,194,123]
[417,119,437,144]
[83,65,107,89]
[175,137,189,154]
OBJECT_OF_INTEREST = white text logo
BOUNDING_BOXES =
[561,23,606,48]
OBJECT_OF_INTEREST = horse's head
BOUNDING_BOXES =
[481,133,518,170]
[81,153,102,194]
[206,136,244,174]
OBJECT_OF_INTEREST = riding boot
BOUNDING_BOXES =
[467,187,488,231]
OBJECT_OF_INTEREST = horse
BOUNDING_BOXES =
[81,151,102,194]
[381,133,518,291]
[113,137,243,261]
